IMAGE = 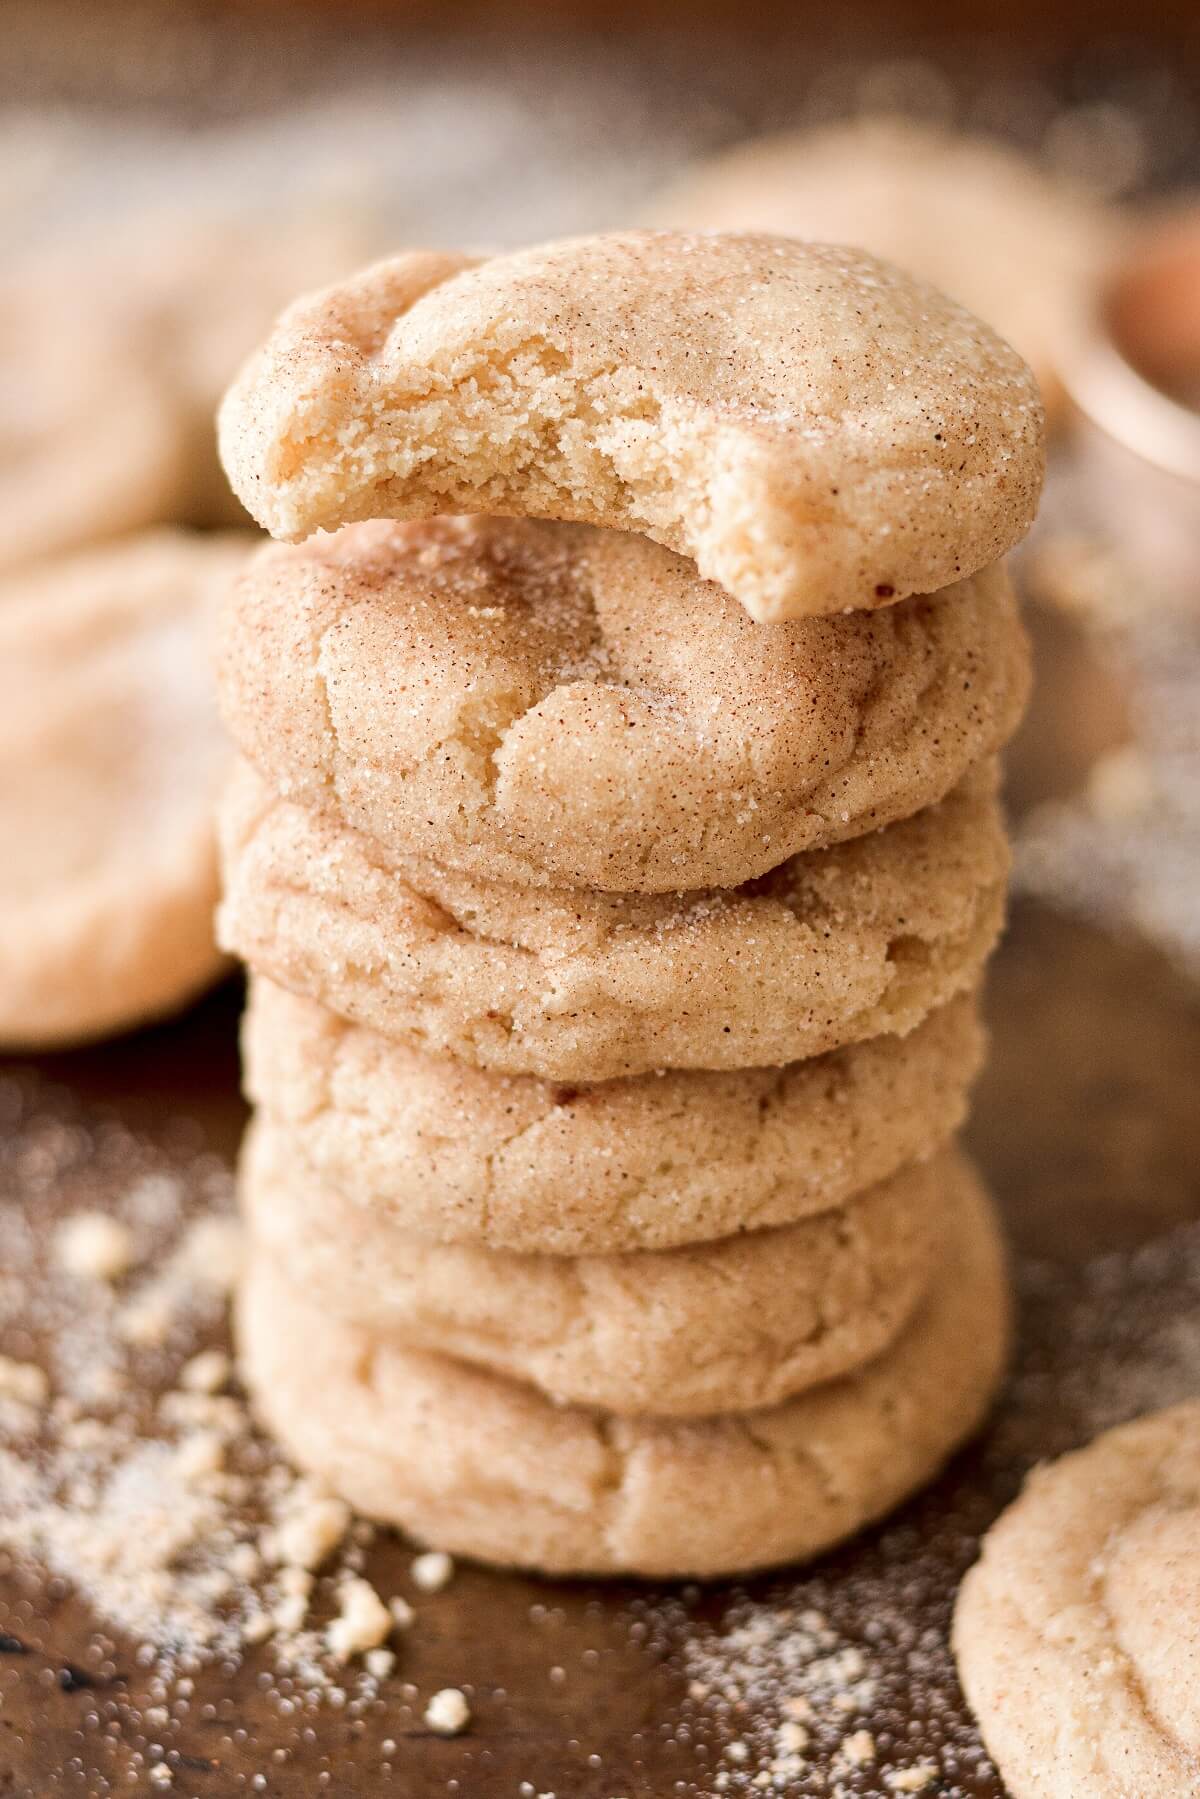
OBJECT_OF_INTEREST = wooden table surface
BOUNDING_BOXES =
[1,605,1199,1798]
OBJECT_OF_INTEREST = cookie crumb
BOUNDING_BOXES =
[840,1728,876,1766]
[179,1348,231,1394]
[389,1595,415,1630]
[411,1549,454,1591]
[148,1765,173,1790]
[365,1647,395,1680]
[115,1292,173,1346]
[270,1482,350,1571]
[327,1576,392,1661]
[242,1609,273,1645]
[56,1211,137,1281]
[886,1763,938,1793]
[272,1565,313,1635]
[227,1541,262,1581]
[424,1687,470,1735]
[0,1356,48,1407]
[174,1429,225,1483]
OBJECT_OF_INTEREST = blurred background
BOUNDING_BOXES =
[5,0,1199,246]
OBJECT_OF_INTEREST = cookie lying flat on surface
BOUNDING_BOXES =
[244,1122,952,1416]
[218,230,1044,622]
[219,761,1008,1082]
[954,1402,1200,1799]
[650,117,1113,421]
[244,979,982,1253]
[219,517,1030,891]
[238,1158,1008,1577]
[0,530,249,1048]
[0,268,190,572]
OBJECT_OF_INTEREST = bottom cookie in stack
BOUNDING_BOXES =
[237,1150,1008,1578]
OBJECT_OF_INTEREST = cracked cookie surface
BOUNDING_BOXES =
[243,1121,956,1417]
[244,978,982,1253]
[219,760,1008,1082]
[955,1402,1200,1799]
[237,1156,1008,1577]
[217,231,1044,622]
[218,516,1030,890]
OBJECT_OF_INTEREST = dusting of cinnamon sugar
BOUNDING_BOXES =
[0,1070,460,1760]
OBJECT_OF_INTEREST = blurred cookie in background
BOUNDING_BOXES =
[0,529,251,1050]
[650,115,1117,421]
[0,265,191,572]
[0,204,378,565]
[121,206,380,526]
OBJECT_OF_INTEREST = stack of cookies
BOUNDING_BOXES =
[214,232,1044,1578]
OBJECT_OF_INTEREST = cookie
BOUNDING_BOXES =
[0,530,249,1048]
[244,977,982,1254]
[244,1121,955,1416]
[217,231,1044,622]
[219,760,1008,1082]
[237,1157,1009,1577]
[0,264,190,572]
[954,1402,1200,1798]
[651,118,1113,421]
[218,516,1030,891]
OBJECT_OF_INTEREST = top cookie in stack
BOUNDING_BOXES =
[220,231,1041,623]
[218,231,1042,1578]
